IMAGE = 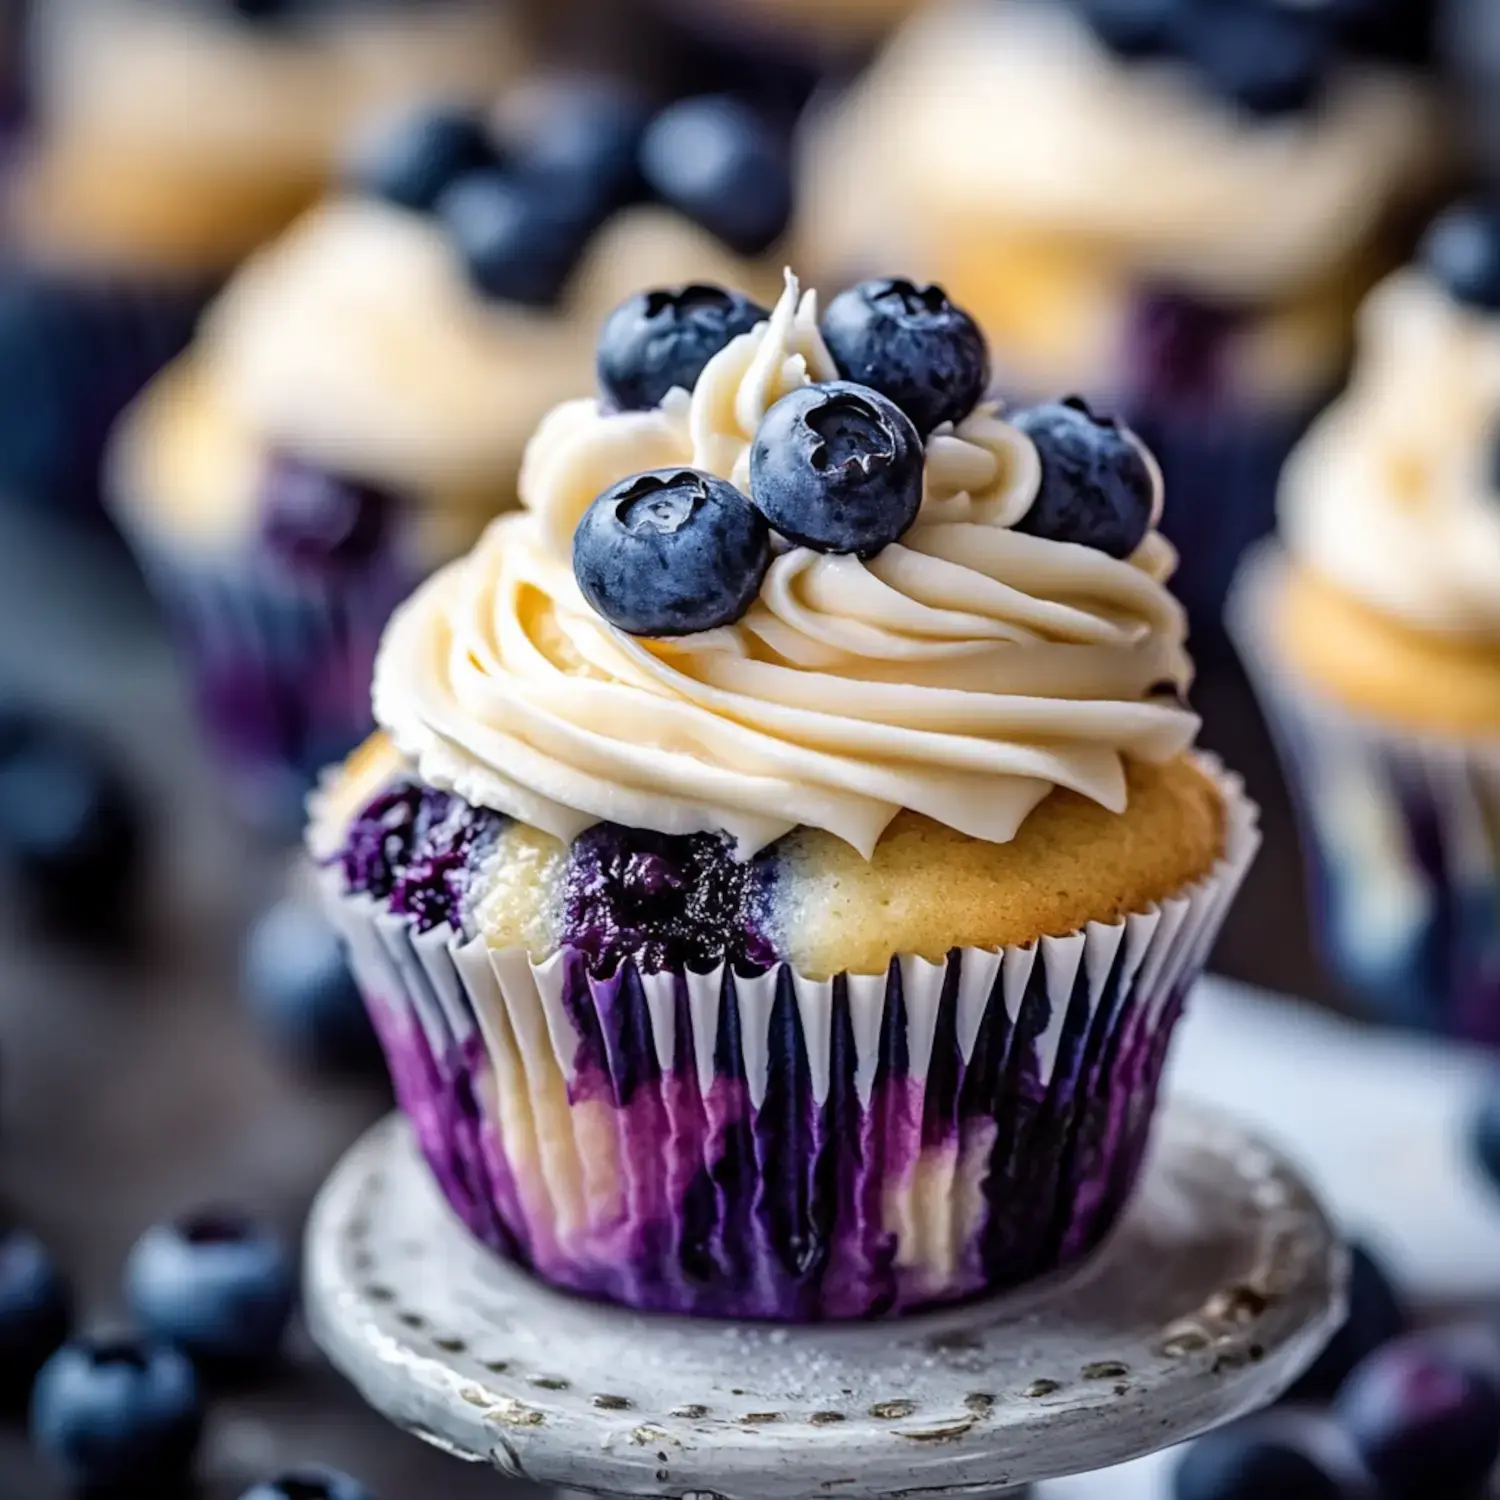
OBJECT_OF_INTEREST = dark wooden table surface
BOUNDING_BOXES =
[0,501,1337,1499]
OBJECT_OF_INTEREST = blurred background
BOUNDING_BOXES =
[0,1,1497,1497]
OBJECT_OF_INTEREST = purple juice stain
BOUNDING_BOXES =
[337,779,507,934]
[561,823,779,977]
[257,454,398,571]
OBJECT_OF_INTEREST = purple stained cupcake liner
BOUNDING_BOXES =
[1230,545,1500,1044]
[132,538,413,833]
[315,756,1259,1322]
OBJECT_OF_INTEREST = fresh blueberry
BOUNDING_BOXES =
[1179,1,1332,118]
[125,1209,295,1369]
[242,897,379,1073]
[438,170,587,308]
[1291,1241,1407,1401]
[509,78,650,225]
[1336,1339,1500,1500]
[639,96,793,257]
[597,284,769,412]
[347,106,500,214]
[257,457,394,571]
[1010,398,1156,559]
[1421,203,1500,313]
[0,723,141,934]
[749,381,924,557]
[1078,0,1180,59]
[31,1334,203,1494]
[820,278,989,436]
[573,469,771,636]
[0,1228,71,1408]
[241,1469,378,1500]
[1173,1418,1348,1500]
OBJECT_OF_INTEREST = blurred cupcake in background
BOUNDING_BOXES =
[1229,202,1500,1043]
[0,0,523,518]
[108,78,801,830]
[307,269,1259,1320]
[802,0,1445,633]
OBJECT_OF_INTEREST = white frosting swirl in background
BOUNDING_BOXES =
[1280,272,1500,643]
[374,275,1199,857]
[804,1,1442,302]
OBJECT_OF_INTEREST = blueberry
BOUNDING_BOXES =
[0,1228,71,1408]
[347,106,500,214]
[438,170,587,308]
[0,723,141,934]
[1010,398,1155,558]
[1291,1241,1407,1401]
[573,469,771,636]
[597,284,769,412]
[1421,203,1500,314]
[257,457,394,571]
[125,1209,295,1369]
[509,78,650,225]
[30,1335,203,1493]
[1336,1339,1500,1500]
[1078,0,1180,59]
[242,897,379,1074]
[749,381,924,557]
[1179,2,1332,118]
[241,1469,378,1500]
[820,278,989,437]
[639,96,793,257]
[1174,1419,1347,1500]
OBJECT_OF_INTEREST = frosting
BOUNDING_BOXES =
[1280,271,1500,644]
[800,1,1443,398]
[372,274,1199,858]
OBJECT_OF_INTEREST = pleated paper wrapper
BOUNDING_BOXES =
[1231,544,1500,1044]
[317,757,1259,1322]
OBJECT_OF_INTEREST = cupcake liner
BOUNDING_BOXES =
[1124,397,1321,644]
[315,756,1259,1321]
[1230,544,1500,1043]
[134,537,412,834]
[0,270,208,517]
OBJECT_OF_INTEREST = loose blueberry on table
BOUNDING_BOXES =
[1173,1415,1349,1500]
[597,284,769,412]
[30,1334,203,1494]
[1010,397,1156,559]
[241,1467,378,1500]
[749,381,924,555]
[574,469,772,637]
[1290,1240,1407,1401]
[0,1226,71,1408]
[820,278,989,436]
[125,1208,296,1370]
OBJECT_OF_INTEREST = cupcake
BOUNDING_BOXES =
[801,0,1445,632]
[1230,203,1500,1044]
[0,0,521,516]
[107,86,796,829]
[307,271,1259,1320]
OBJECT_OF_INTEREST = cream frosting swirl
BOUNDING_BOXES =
[1280,271,1500,643]
[373,274,1199,857]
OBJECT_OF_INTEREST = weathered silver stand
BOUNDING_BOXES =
[304,1101,1344,1499]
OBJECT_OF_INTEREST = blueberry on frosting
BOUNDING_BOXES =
[597,285,770,413]
[439,170,588,308]
[1078,0,1178,59]
[1010,399,1155,559]
[749,382,924,558]
[1178,1,1331,118]
[1421,203,1500,314]
[348,107,500,214]
[574,470,772,637]
[820,279,989,437]
[639,97,794,258]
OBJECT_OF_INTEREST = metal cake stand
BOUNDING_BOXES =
[304,1101,1344,1500]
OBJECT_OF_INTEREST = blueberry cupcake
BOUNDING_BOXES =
[1230,203,1500,1044]
[108,88,795,829]
[0,0,521,516]
[802,0,1445,631]
[308,272,1259,1319]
